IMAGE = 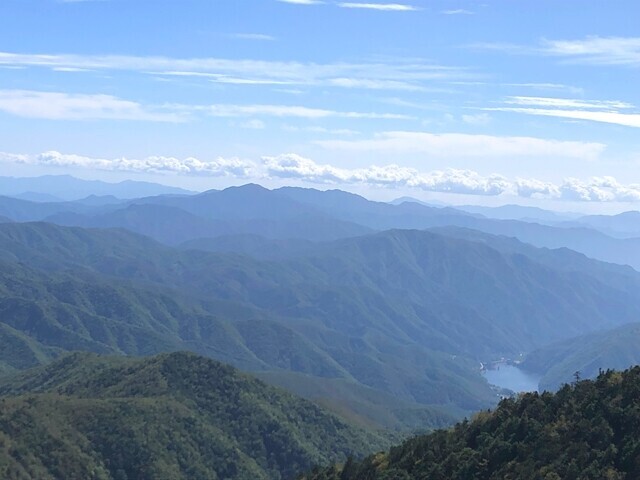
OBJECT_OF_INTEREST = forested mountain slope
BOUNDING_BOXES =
[0,352,389,480]
[523,322,640,391]
[2,222,640,430]
[303,367,640,480]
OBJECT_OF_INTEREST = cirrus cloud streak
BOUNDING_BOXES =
[0,90,184,122]
[315,131,605,161]
[0,51,470,92]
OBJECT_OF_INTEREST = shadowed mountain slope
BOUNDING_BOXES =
[523,322,640,391]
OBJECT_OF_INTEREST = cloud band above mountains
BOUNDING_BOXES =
[2,150,640,203]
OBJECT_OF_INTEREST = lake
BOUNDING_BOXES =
[483,364,541,393]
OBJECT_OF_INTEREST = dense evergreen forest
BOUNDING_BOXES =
[302,367,640,480]
[0,352,390,480]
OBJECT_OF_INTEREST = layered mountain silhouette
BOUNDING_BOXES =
[0,174,193,200]
[1,219,640,429]
[2,183,640,270]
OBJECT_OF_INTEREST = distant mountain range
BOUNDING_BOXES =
[0,174,194,201]
[1,179,639,264]
[2,219,640,430]
[457,203,581,222]
[562,211,640,238]
[1,183,639,270]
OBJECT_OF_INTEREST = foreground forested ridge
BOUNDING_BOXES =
[0,351,390,480]
[303,367,640,480]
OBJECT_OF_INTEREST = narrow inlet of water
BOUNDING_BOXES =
[483,364,540,393]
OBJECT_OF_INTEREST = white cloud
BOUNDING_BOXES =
[3,150,640,202]
[263,154,509,194]
[442,9,474,15]
[0,151,255,177]
[0,90,184,122]
[261,154,640,202]
[316,131,605,161]
[206,104,411,119]
[337,2,419,11]
[559,177,640,202]
[0,152,30,163]
[515,177,561,198]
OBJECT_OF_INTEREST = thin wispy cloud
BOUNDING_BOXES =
[155,71,297,86]
[504,96,633,110]
[488,96,640,129]
[337,3,419,11]
[542,36,640,67]
[0,52,470,92]
[472,36,640,67]
[57,0,109,3]
[0,89,412,123]
[316,131,605,161]
[277,0,325,4]
[228,33,276,41]
[278,0,419,11]
[282,125,360,135]
[489,107,640,129]
[206,104,412,120]
[502,83,585,95]
[0,90,184,122]
[442,9,474,15]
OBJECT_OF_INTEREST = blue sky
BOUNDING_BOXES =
[0,0,639,211]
